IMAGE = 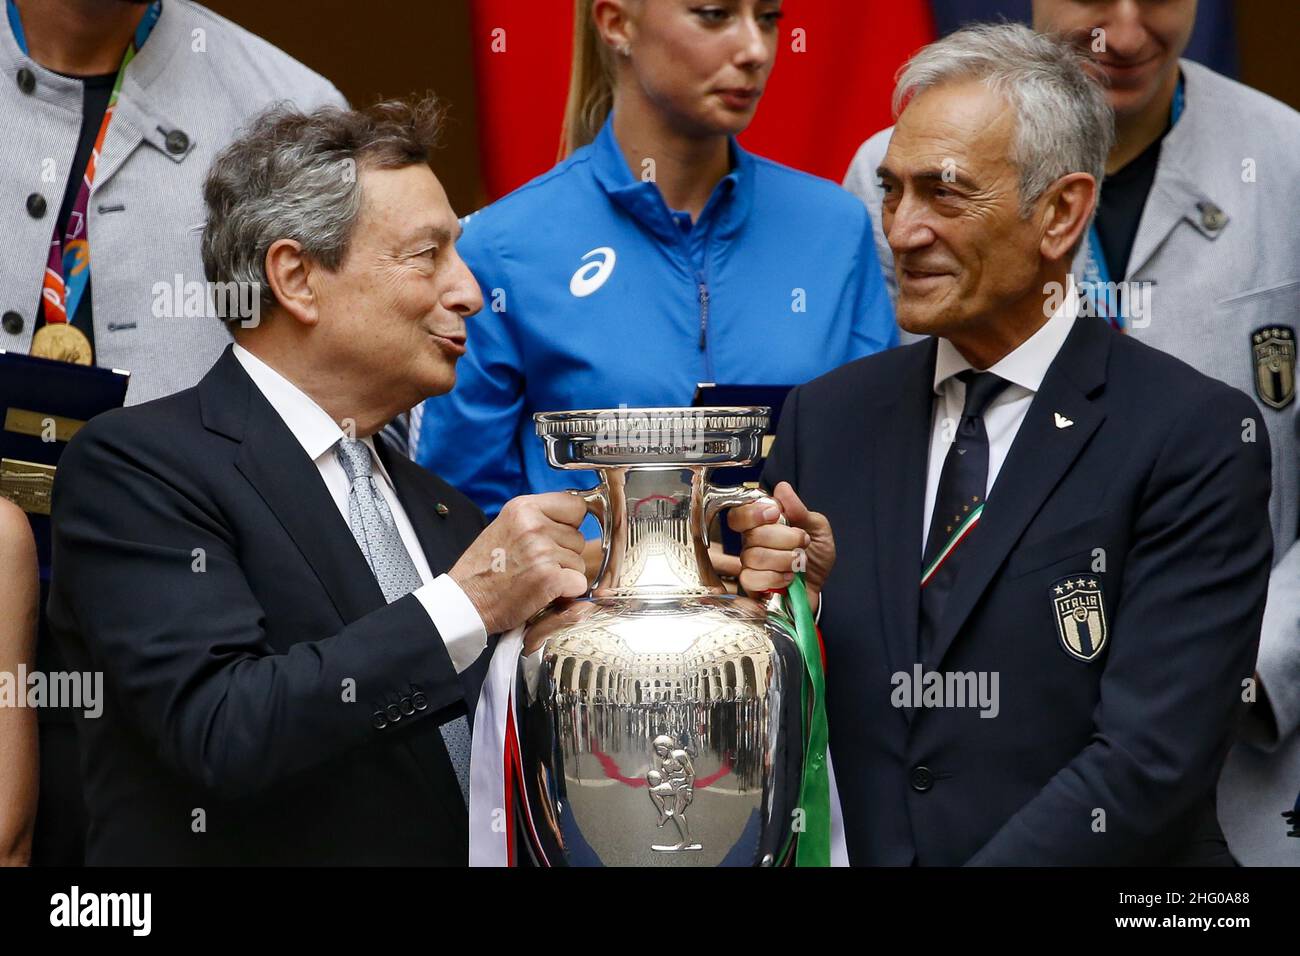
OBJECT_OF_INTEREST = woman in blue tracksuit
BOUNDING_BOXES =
[414,0,895,531]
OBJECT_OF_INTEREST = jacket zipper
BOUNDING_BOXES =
[695,216,718,381]
[679,202,718,380]
[697,281,710,351]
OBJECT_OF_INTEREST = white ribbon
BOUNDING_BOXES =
[468,626,524,867]
[827,749,849,866]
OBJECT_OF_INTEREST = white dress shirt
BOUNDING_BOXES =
[232,344,487,672]
[922,291,1080,554]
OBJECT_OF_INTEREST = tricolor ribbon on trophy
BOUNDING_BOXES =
[784,573,831,866]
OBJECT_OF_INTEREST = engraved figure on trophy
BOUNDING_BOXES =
[647,733,702,853]
[646,734,701,852]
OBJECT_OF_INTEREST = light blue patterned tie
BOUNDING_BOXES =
[335,437,472,803]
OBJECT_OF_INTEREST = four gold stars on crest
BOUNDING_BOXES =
[1053,578,1098,595]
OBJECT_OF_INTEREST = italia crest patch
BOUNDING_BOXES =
[1252,326,1295,410]
[1051,575,1108,662]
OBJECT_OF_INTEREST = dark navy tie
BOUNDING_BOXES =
[918,370,1010,661]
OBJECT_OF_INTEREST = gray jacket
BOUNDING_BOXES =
[0,0,345,405]
[844,59,1300,865]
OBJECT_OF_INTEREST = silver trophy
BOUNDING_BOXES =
[515,407,807,866]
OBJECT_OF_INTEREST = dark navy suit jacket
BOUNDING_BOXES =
[764,315,1273,865]
[48,347,487,865]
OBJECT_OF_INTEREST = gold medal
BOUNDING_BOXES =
[30,323,93,366]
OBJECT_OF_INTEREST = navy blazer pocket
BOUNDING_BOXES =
[1006,514,1112,579]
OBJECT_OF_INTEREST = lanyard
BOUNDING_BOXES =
[1083,75,1185,330]
[8,0,162,326]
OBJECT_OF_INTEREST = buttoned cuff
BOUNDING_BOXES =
[414,574,488,674]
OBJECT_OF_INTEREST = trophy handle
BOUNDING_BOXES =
[702,483,785,528]
[702,484,790,615]
[566,486,610,595]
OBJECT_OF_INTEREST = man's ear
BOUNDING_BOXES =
[264,238,319,327]
[1039,172,1097,265]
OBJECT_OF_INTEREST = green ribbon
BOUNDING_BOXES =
[786,573,830,866]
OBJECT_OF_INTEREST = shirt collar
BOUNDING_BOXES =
[933,281,1080,397]
[589,113,753,242]
[232,343,395,490]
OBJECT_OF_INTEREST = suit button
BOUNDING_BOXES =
[26,193,46,219]
[2,311,22,335]
[412,692,428,711]
[164,128,189,155]
[910,766,935,792]
[385,703,402,723]
[399,695,415,716]
[371,711,388,730]
[16,67,34,94]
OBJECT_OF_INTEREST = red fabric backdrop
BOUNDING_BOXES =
[470,1,935,202]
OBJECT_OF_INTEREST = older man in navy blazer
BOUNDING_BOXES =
[47,99,592,865]
[729,25,1273,865]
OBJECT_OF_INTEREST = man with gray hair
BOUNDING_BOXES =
[848,3,1300,868]
[725,23,1273,864]
[46,96,591,864]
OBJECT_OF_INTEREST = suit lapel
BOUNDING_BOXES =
[200,348,386,623]
[926,317,1112,669]
[1123,73,1229,280]
[872,340,938,682]
[376,438,462,578]
[201,350,471,818]
[1125,172,1226,280]
[93,2,195,191]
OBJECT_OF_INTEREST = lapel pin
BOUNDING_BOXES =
[1197,200,1228,233]
[435,502,450,516]
[1054,412,1074,429]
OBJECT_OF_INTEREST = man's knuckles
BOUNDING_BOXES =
[726,501,777,533]
[738,569,790,593]
[741,546,798,572]
[534,491,588,526]
[744,524,808,550]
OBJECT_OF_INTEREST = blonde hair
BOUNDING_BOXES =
[561,0,620,157]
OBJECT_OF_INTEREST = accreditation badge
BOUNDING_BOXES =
[1252,326,1296,410]
[1050,575,1108,662]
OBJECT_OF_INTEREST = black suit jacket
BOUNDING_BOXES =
[764,315,1273,865]
[47,347,488,865]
